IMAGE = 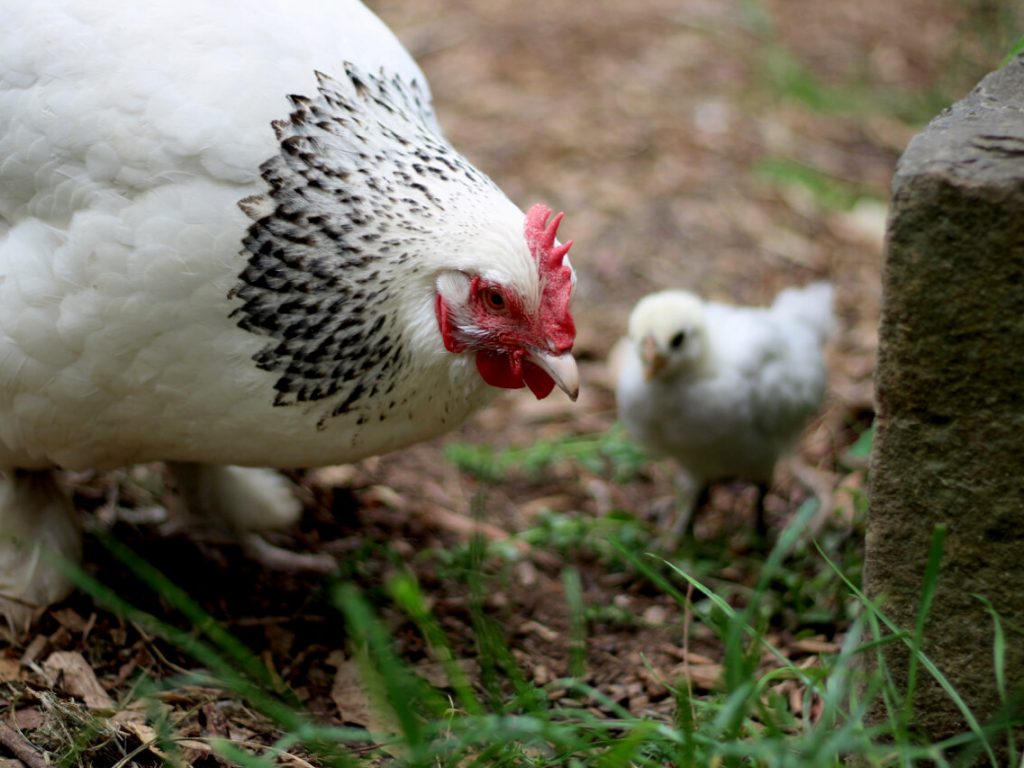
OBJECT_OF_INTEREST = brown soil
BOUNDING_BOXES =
[0,0,1012,765]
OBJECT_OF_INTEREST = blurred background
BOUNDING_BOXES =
[363,0,1022,512]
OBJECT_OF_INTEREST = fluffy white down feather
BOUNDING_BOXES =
[0,1,577,628]
[615,283,834,529]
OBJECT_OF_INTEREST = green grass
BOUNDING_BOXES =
[34,422,1018,767]
[51,496,1022,768]
[444,424,647,485]
[1005,34,1024,65]
[755,42,956,127]
[736,0,1024,215]
[738,0,1021,127]
[753,157,879,212]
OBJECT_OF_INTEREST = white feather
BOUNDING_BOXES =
[616,283,834,487]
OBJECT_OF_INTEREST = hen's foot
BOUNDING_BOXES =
[0,470,80,633]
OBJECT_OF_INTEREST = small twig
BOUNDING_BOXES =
[0,721,47,768]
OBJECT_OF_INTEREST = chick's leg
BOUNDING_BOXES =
[753,482,770,541]
[0,470,80,633]
[656,474,709,549]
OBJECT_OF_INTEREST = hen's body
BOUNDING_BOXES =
[0,1,499,470]
[0,1,578,627]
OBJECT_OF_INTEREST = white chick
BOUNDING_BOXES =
[615,283,834,539]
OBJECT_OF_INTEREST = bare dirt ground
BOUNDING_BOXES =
[0,0,1012,765]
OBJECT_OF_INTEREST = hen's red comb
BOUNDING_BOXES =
[526,204,572,270]
[525,203,576,353]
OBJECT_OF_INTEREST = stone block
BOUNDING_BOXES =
[867,56,1024,758]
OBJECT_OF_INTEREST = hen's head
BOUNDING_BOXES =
[434,204,578,400]
[628,290,709,380]
[234,65,580,421]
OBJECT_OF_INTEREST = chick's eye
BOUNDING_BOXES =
[481,288,507,312]
[670,331,686,349]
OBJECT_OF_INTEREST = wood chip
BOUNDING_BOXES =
[641,605,669,625]
[789,637,840,655]
[0,658,19,683]
[514,560,538,588]
[18,636,47,668]
[532,664,551,686]
[788,684,804,715]
[668,663,723,691]
[50,608,88,633]
[518,620,560,642]
[658,644,716,665]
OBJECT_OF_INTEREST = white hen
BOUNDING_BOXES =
[0,1,579,629]
[616,283,834,539]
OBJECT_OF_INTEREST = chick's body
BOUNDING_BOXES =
[616,284,833,533]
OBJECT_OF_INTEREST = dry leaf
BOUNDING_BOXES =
[330,658,405,759]
[42,651,114,710]
[329,658,376,729]
[117,720,168,759]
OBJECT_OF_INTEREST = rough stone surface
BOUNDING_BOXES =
[867,55,1024,757]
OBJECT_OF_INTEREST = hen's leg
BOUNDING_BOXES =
[0,470,80,632]
[165,463,332,573]
[166,463,302,532]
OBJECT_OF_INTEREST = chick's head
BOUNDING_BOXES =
[627,290,709,380]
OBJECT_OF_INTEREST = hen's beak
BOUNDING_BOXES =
[528,350,579,401]
[641,335,666,381]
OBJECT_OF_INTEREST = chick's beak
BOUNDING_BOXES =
[528,349,580,401]
[641,335,666,381]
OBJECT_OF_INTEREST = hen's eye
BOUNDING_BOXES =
[482,288,507,312]
[670,331,686,349]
